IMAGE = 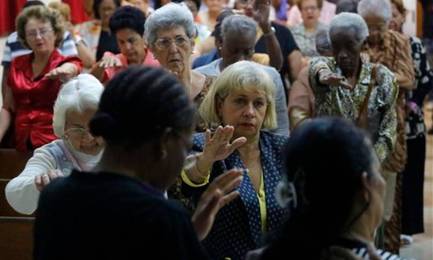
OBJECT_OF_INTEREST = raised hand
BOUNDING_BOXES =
[202,125,247,162]
[98,55,122,68]
[191,168,243,240]
[318,70,353,89]
[252,0,271,32]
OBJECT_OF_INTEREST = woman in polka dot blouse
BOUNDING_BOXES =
[181,61,290,260]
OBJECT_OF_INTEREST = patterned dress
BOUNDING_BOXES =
[182,131,290,260]
[401,36,433,235]
[363,30,415,254]
[309,56,399,163]
[290,22,328,57]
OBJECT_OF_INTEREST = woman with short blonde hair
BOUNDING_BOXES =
[200,61,277,130]
[182,61,289,259]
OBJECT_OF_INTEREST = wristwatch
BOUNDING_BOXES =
[263,26,276,37]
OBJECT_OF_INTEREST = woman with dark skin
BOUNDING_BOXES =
[34,66,243,260]
[258,118,404,260]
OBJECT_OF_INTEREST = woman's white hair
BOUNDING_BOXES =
[53,74,104,138]
[357,0,392,23]
[199,61,277,130]
[145,3,195,45]
[329,12,369,46]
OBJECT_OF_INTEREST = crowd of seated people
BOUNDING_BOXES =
[1,0,431,259]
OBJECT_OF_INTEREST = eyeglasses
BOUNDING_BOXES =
[154,36,190,50]
[25,27,53,40]
[301,6,319,12]
[64,127,93,141]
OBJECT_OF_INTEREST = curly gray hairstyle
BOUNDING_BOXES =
[144,3,195,45]
[221,14,257,39]
[329,12,369,47]
[53,74,104,138]
[357,0,392,23]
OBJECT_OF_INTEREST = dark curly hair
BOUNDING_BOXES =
[109,6,146,36]
[90,66,195,150]
[262,117,376,259]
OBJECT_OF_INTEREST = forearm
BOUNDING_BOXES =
[184,153,213,184]
[0,108,11,142]
[288,50,303,82]
[1,65,10,98]
[75,41,96,69]
[263,32,283,71]
[5,147,57,214]
[90,62,106,82]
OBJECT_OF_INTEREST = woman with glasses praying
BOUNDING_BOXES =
[5,74,104,215]
[0,6,82,152]
[145,3,213,108]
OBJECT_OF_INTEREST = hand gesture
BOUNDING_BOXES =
[202,126,247,163]
[98,55,122,68]
[34,170,64,192]
[318,70,352,89]
[192,168,243,240]
[45,63,78,82]
[252,0,271,31]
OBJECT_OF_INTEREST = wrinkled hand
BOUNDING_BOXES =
[34,170,64,192]
[192,168,243,240]
[98,55,122,68]
[45,63,78,82]
[252,0,271,31]
[202,126,247,163]
[319,70,352,89]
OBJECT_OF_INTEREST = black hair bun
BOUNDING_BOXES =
[89,112,117,139]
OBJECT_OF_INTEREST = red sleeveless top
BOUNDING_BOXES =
[7,50,82,152]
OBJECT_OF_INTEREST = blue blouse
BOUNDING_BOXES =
[182,131,290,260]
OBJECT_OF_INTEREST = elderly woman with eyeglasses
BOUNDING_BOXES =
[0,6,82,152]
[145,3,213,107]
[358,0,415,252]
[5,74,104,215]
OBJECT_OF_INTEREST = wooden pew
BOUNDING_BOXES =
[0,149,34,260]
[0,217,34,260]
[0,149,31,179]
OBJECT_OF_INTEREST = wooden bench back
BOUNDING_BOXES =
[0,149,31,179]
[0,217,34,260]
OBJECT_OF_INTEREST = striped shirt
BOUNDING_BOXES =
[353,247,413,260]
[1,31,78,66]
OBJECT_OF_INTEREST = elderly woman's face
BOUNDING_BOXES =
[64,108,104,155]
[151,26,193,77]
[300,0,321,27]
[221,32,255,67]
[217,88,267,138]
[389,4,405,32]
[331,28,362,74]
[24,18,56,54]
[363,15,388,45]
